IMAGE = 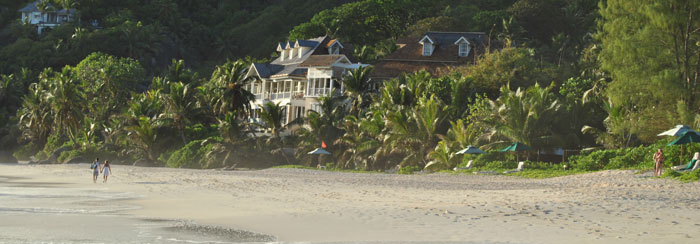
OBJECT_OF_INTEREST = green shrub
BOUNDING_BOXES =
[166,139,205,168]
[569,149,621,171]
[474,150,508,162]
[472,160,517,171]
[661,170,681,178]
[186,123,218,141]
[38,134,69,159]
[13,142,39,160]
[165,139,220,169]
[57,150,81,163]
[606,146,653,169]
[398,165,421,174]
[677,170,700,182]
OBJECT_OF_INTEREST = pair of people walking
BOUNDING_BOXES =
[90,158,112,183]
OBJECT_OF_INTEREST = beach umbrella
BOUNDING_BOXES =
[499,142,532,152]
[308,147,331,168]
[307,148,331,155]
[456,145,486,155]
[667,131,700,146]
[658,125,696,137]
[500,142,531,162]
[660,125,698,165]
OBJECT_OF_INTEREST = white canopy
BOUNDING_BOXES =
[658,125,697,137]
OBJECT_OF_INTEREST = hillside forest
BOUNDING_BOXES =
[1,0,699,175]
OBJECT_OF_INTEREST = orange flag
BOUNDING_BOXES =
[321,141,327,148]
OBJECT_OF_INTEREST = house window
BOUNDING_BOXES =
[422,43,433,56]
[310,103,322,115]
[459,42,470,57]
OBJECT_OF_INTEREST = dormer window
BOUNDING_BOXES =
[454,36,471,57]
[327,40,344,55]
[298,47,303,58]
[419,35,435,56]
[280,50,286,61]
[422,43,433,56]
[459,43,469,56]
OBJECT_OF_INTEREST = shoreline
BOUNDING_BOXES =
[1,163,699,243]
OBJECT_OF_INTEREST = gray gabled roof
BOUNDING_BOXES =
[249,36,357,79]
[19,0,74,14]
[422,32,487,46]
[270,36,326,66]
[19,1,41,12]
[296,40,317,48]
[251,63,284,78]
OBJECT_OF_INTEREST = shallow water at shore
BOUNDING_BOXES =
[0,170,275,243]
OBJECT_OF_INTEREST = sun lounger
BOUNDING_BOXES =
[672,159,696,171]
[673,152,700,171]
[453,160,473,171]
[503,161,525,174]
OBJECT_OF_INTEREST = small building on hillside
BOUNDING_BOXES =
[370,31,490,80]
[245,36,367,133]
[19,0,76,34]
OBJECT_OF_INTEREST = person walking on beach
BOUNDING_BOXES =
[91,158,101,183]
[653,148,665,176]
[101,160,112,183]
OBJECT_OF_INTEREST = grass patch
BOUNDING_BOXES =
[512,169,589,179]
[662,169,700,183]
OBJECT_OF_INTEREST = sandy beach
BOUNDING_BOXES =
[1,163,699,243]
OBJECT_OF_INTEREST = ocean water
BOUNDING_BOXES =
[0,172,512,244]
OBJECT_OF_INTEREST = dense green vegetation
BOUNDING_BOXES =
[1,0,699,182]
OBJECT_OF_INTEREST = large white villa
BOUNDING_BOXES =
[245,36,367,131]
[19,0,76,34]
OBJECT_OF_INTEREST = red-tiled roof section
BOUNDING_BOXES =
[326,39,337,48]
[370,32,489,79]
[370,60,459,80]
[299,55,345,67]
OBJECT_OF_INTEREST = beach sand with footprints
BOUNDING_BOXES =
[1,163,699,243]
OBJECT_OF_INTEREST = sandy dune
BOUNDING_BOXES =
[1,163,699,243]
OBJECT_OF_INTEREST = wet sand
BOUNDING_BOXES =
[1,163,699,243]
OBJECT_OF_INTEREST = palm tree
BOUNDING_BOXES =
[485,83,562,153]
[257,102,292,164]
[162,81,203,144]
[209,60,256,118]
[382,96,449,167]
[58,0,77,10]
[17,82,53,146]
[335,115,381,169]
[127,116,160,162]
[45,67,85,146]
[165,59,199,85]
[202,112,249,168]
[341,65,374,117]
[352,45,375,63]
[295,95,348,167]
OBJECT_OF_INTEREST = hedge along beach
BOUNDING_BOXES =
[2,163,700,243]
